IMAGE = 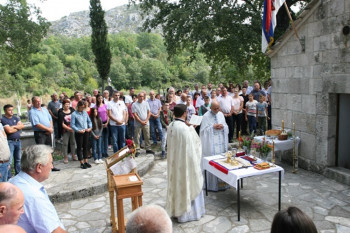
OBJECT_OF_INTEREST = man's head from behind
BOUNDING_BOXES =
[126,205,172,233]
[174,104,187,118]
[0,183,24,225]
[21,145,54,183]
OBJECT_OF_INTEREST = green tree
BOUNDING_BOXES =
[131,0,311,81]
[0,0,50,70]
[89,0,112,91]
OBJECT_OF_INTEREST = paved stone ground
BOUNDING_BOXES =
[54,158,350,233]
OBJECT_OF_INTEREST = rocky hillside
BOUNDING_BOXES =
[48,4,155,37]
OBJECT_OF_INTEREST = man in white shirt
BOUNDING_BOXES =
[190,83,200,98]
[176,93,187,105]
[124,87,135,107]
[108,91,128,153]
[195,87,210,109]
[217,87,234,142]
[132,93,154,155]
[243,80,253,95]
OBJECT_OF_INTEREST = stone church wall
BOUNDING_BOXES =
[270,0,350,173]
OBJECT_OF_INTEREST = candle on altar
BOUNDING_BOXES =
[238,131,241,140]
[282,120,284,131]
[293,122,295,135]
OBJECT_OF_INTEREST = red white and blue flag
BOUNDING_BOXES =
[262,0,286,53]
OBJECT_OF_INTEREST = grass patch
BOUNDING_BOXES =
[52,153,64,161]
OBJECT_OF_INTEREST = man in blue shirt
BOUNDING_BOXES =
[29,97,60,172]
[10,145,66,233]
[29,96,53,145]
[2,104,24,180]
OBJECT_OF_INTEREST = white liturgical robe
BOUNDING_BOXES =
[200,110,229,191]
[166,119,205,222]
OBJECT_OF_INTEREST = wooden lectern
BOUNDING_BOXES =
[105,146,143,233]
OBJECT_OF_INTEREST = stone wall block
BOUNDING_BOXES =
[299,132,316,161]
[321,16,338,35]
[271,56,282,69]
[281,55,297,67]
[321,50,341,64]
[293,112,316,134]
[271,93,287,109]
[332,74,350,94]
[285,67,294,79]
[316,93,330,115]
[313,52,322,65]
[301,94,317,114]
[287,94,302,111]
[345,0,350,13]
[315,2,328,20]
[308,21,323,37]
[315,115,329,138]
[340,48,350,63]
[271,109,292,129]
[314,34,332,51]
[303,66,313,78]
[276,67,286,79]
[313,65,323,76]
[315,92,337,116]
[332,33,345,50]
[309,78,323,94]
[328,0,345,16]
[305,36,314,53]
[287,40,303,55]
[274,79,289,93]
[295,54,311,67]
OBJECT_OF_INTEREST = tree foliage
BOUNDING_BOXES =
[89,0,112,90]
[131,0,311,82]
[0,0,50,70]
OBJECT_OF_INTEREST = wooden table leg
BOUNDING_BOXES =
[117,198,125,233]
[109,190,116,229]
[131,197,138,211]
[138,195,142,207]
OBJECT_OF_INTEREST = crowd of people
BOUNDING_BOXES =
[0,79,320,232]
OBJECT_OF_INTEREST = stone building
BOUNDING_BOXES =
[268,0,350,184]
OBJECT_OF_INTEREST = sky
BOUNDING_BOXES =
[27,0,130,21]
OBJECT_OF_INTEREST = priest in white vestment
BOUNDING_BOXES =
[166,104,205,223]
[200,101,230,191]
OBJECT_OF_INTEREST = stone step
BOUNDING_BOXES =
[43,152,157,204]
[324,167,350,186]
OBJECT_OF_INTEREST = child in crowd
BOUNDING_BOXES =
[245,93,258,134]
[198,96,211,116]
[160,102,174,158]
[90,108,103,164]
[256,94,269,135]
[185,96,196,125]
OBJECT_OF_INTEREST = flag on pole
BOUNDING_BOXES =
[262,0,286,53]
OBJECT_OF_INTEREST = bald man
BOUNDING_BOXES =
[200,100,230,191]
[0,182,24,225]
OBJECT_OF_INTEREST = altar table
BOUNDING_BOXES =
[254,136,300,155]
[202,155,284,221]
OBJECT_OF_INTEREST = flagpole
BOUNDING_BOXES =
[283,2,304,51]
